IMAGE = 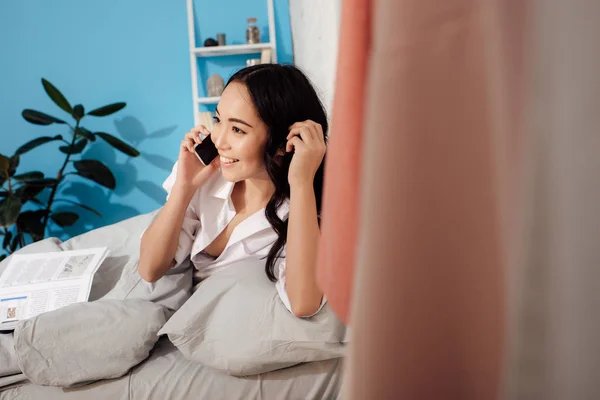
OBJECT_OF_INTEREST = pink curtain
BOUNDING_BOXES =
[318,0,527,398]
[316,0,371,324]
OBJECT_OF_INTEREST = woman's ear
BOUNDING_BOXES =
[270,147,286,166]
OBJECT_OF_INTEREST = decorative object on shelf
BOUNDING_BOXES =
[0,78,139,260]
[186,0,278,126]
[260,48,272,64]
[246,58,261,67]
[203,38,218,47]
[246,17,260,44]
[207,74,225,97]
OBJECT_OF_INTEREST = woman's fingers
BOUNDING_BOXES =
[185,131,201,144]
[182,124,212,153]
[288,121,321,142]
[287,127,314,144]
[186,125,211,144]
[181,134,196,152]
[181,139,193,153]
[286,136,304,153]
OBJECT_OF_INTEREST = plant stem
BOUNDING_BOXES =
[2,169,13,195]
[41,120,79,234]
[2,227,8,251]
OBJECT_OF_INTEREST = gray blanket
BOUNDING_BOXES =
[1,337,342,399]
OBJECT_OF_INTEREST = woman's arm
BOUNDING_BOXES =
[138,125,219,282]
[285,182,324,316]
[138,184,196,282]
[284,120,327,317]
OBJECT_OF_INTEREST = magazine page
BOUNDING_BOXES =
[0,247,108,329]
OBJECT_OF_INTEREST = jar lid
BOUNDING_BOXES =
[247,17,257,22]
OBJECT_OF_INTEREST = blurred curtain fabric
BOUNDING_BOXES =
[320,0,525,398]
[316,0,371,324]
[319,0,600,398]
[506,1,600,399]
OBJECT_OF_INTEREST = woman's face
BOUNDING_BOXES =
[211,82,270,183]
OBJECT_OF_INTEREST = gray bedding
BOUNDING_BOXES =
[0,211,344,399]
[1,338,342,400]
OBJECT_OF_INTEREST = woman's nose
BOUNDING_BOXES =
[211,128,229,150]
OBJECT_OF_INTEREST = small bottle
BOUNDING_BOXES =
[246,18,260,44]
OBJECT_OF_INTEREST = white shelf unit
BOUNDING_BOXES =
[195,96,220,104]
[186,0,278,125]
[192,43,274,57]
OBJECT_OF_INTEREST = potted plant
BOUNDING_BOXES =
[0,78,140,261]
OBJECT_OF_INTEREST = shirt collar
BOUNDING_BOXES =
[206,172,235,200]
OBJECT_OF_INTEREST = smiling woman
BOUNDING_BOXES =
[138,64,329,318]
[210,82,270,179]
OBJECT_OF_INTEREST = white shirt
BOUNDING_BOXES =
[162,162,326,317]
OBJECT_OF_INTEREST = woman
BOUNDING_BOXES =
[138,64,328,317]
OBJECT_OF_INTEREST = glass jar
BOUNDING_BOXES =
[246,17,260,44]
[246,58,260,67]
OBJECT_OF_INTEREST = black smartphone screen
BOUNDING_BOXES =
[194,135,219,166]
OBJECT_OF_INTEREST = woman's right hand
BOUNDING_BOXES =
[174,125,220,190]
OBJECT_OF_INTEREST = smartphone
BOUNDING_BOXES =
[194,134,219,166]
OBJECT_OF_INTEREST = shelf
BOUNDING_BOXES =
[196,96,220,104]
[192,43,272,57]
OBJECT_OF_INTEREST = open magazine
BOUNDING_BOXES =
[0,247,108,331]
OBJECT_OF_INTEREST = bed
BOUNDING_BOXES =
[0,211,345,399]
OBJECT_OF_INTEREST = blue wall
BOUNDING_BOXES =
[0,0,293,241]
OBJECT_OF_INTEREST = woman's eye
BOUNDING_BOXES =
[212,116,221,124]
[232,126,246,134]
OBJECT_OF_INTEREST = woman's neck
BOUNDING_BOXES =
[232,176,275,213]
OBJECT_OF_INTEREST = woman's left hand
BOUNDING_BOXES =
[286,120,327,187]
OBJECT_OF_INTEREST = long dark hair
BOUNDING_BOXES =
[226,64,328,282]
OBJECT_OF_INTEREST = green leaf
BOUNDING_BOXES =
[26,178,58,187]
[0,154,9,172]
[75,127,96,142]
[13,171,44,182]
[14,179,56,203]
[41,78,73,114]
[8,155,20,177]
[15,135,63,155]
[17,210,46,240]
[72,104,85,121]
[22,109,66,125]
[0,192,7,198]
[50,211,79,227]
[87,102,126,117]
[15,184,46,201]
[3,231,11,249]
[0,197,23,227]
[73,159,116,189]
[59,139,87,155]
[95,132,140,157]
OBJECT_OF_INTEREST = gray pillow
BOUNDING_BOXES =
[158,259,346,376]
[14,298,168,387]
